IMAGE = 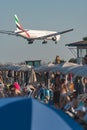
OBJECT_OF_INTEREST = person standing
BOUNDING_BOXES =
[0,75,5,97]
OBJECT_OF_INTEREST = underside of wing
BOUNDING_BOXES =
[35,28,74,39]
[0,30,34,42]
[0,30,16,35]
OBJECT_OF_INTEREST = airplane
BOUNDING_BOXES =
[0,14,73,44]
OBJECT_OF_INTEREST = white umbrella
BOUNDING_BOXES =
[18,65,32,71]
[34,63,55,72]
[71,65,87,77]
[0,64,21,71]
[64,64,82,74]
[51,62,80,73]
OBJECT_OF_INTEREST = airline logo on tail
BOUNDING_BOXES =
[15,14,22,30]
[14,14,30,38]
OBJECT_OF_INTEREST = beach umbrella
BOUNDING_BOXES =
[51,62,80,73]
[34,63,55,72]
[0,97,83,130]
[0,64,21,71]
[72,65,87,77]
[67,65,87,77]
[18,65,32,71]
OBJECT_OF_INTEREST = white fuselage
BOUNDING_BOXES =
[16,29,60,41]
[28,30,56,39]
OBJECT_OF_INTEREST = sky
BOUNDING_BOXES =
[0,0,87,64]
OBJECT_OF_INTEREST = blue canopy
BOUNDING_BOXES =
[0,97,83,130]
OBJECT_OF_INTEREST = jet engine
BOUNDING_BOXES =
[52,35,61,44]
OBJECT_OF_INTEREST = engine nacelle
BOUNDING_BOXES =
[52,37,56,41]
[52,35,61,42]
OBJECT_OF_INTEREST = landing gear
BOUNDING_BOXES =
[55,41,57,44]
[42,40,47,44]
[28,40,34,44]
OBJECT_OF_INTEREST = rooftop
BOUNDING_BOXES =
[66,40,87,49]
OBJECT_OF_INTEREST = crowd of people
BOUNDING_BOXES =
[0,69,87,129]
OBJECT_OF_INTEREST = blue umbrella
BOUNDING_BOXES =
[0,97,83,130]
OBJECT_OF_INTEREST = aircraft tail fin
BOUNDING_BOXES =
[14,14,23,30]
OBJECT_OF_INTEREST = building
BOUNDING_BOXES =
[66,40,87,64]
[25,60,41,67]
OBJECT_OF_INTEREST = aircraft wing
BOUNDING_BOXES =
[37,28,74,39]
[0,30,35,42]
[0,30,16,35]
